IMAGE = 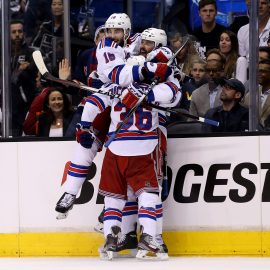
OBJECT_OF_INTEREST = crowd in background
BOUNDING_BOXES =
[3,0,270,137]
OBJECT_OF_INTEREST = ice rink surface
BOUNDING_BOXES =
[1,257,270,270]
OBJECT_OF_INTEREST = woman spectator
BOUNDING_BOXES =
[23,87,74,137]
[37,88,74,137]
[168,32,201,79]
[219,30,248,83]
[31,0,75,47]
[31,0,76,71]
[219,30,239,79]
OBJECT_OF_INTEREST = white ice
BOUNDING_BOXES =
[0,257,270,270]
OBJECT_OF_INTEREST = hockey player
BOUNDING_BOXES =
[83,24,177,254]
[85,23,179,259]
[81,76,178,261]
[54,25,107,218]
[93,27,180,258]
[55,16,172,218]
[55,14,178,259]
[55,14,142,218]
[100,28,181,257]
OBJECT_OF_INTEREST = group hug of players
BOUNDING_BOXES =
[54,12,182,260]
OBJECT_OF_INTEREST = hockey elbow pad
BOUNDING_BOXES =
[76,123,96,149]
[120,82,145,109]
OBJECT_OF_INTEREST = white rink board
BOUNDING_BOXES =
[17,141,105,232]
[257,136,270,231]
[0,143,19,233]
[165,136,261,230]
[0,135,270,233]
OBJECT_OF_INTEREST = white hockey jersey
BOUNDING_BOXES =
[81,82,179,156]
[86,33,181,155]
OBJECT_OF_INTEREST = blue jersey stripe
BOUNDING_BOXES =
[132,65,140,82]
[67,171,88,178]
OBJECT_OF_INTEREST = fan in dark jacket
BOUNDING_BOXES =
[203,78,249,133]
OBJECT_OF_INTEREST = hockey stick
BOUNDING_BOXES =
[105,37,191,147]
[32,50,218,127]
[32,50,122,98]
[146,103,219,127]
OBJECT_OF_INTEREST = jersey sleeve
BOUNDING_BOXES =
[80,82,122,127]
[147,74,181,106]
[80,93,110,128]
[106,64,144,87]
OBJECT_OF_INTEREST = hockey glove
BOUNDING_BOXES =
[142,62,172,82]
[76,123,96,149]
[172,66,186,82]
[146,47,173,63]
[107,84,124,98]
[120,82,146,109]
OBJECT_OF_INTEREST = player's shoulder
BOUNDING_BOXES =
[128,32,141,45]
[125,33,142,56]
[97,37,119,49]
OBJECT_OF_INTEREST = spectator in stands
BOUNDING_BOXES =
[189,56,225,117]
[238,0,270,58]
[31,0,76,71]
[192,0,226,58]
[205,48,224,62]
[205,47,247,84]
[259,46,270,61]
[243,46,270,94]
[10,19,38,136]
[168,32,201,81]
[179,57,207,111]
[22,70,53,135]
[23,87,74,137]
[244,59,270,128]
[203,78,249,132]
[219,30,239,79]
[23,86,50,136]
[57,25,106,137]
[23,0,51,44]
[218,29,248,84]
